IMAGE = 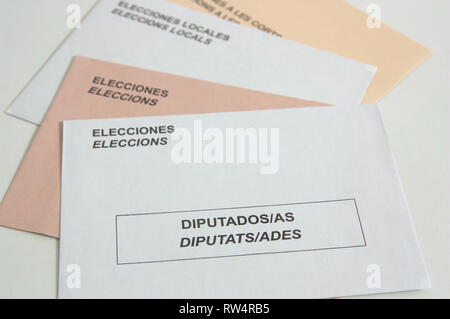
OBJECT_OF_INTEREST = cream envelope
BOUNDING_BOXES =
[58,104,430,298]
[169,0,432,103]
[0,56,325,238]
[5,0,375,125]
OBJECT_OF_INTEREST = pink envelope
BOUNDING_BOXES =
[0,56,326,237]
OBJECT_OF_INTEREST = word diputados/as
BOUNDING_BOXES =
[182,212,294,230]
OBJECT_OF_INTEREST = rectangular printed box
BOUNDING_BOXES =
[116,199,366,265]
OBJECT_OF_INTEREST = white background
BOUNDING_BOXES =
[0,0,448,298]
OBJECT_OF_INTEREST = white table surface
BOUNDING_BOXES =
[0,0,448,298]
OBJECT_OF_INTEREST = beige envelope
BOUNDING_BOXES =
[168,0,431,103]
[0,56,325,238]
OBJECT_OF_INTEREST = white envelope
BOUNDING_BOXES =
[6,0,375,125]
[59,104,429,299]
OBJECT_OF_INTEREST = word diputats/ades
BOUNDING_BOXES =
[180,212,302,248]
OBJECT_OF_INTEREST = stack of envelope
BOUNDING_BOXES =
[0,0,432,298]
